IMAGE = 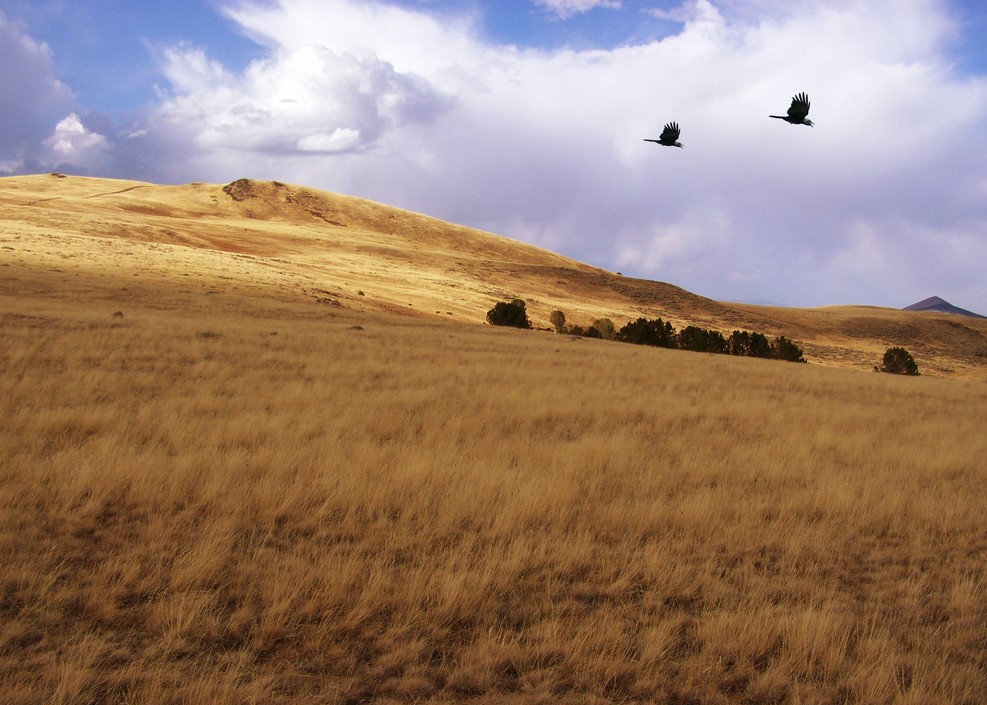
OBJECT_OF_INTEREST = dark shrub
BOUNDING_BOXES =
[706,329,729,354]
[678,326,706,352]
[618,317,676,347]
[618,318,651,345]
[750,332,772,358]
[771,336,806,363]
[679,326,729,354]
[729,330,749,356]
[591,318,617,341]
[550,310,567,334]
[876,347,920,375]
[486,299,531,329]
[730,330,772,358]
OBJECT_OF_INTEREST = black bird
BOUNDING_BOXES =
[643,122,683,148]
[770,92,814,127]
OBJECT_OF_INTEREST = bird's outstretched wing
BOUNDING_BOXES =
[644,121,683,146]
[787,93,810,122]
[660,122,681,142]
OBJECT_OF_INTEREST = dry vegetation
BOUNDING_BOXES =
[2,174,987,704]
[3,173,986,381]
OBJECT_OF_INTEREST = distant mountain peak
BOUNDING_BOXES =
[903,296,986,319]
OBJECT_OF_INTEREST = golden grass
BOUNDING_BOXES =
[3,173,986,382]
[2,257,986,704]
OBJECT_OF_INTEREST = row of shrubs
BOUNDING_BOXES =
[487,299,925,374]
[486,299,806,362]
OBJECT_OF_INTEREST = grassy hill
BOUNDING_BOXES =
[2,174,987,704]
[3,173,985,380]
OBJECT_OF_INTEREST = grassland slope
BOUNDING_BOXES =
[2,173,986,379]
[2,251,987,704]
[2,174,987,704]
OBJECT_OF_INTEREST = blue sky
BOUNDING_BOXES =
[2,0,987,314]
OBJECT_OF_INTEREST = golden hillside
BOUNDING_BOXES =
[3,173,987,703]
[2,173,985,380]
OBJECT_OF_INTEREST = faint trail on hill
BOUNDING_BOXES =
[16,184,149,206]
[84,185,149,199]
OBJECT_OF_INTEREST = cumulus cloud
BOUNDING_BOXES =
[120,0,987,311]
[0,10,73,168]
[221,0,485,78]
[10,0,987,312]
[153,40,453,156]
[43,113,110,162]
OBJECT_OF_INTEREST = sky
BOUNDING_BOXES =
[2,0,987,313]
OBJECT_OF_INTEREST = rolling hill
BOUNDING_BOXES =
[2,173,986,380]
[4,173,987,704]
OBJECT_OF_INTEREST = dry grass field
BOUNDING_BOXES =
[3,174,986,380]
[2,174,987,704]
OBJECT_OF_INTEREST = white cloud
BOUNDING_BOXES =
[160,43,236,96]
[43,113,110,159]
[0,10,73,163]
[31,0,987,313]
[153,41,453,156]
[647,0,722,24]
[535,0,622,20]
[221,0,486,79]
[296,128,362,153]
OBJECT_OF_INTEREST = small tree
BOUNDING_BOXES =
[678,326,708,352]
[618,317,676,347]
[591,318,617,341]
[729,330,752,356]
[876,347,920,375]
[486,299,531,329]
[679,326,728,354]
[549,310,567,334]
[706,329,729,354]
[730,330,772,358]
[749,332,772,358]
[617,317,654,345]
[771,336,807,363]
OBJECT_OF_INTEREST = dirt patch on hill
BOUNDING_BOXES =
[222,179,346,226]
[222,178,257,202]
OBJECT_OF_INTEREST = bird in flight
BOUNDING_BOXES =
[644,122,683,148]
[770,92,814,127]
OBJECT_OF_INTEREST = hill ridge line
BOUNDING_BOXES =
[2,173,987,380]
